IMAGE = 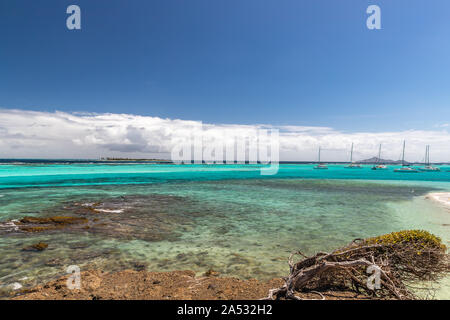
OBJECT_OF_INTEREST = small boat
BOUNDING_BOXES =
[372,144,388,170]
[394,141,418,173]
[418,145,440,172]
[394,166,418,173]
[419,166,440,172]
[313,147,328,169]
[345,143,362,168]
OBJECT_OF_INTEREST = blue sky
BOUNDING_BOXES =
[1,0,449,132]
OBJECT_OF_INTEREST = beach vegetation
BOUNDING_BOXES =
[265,230,449,300]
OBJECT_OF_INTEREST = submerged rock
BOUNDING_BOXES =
[44,258,64,266]
[133,262,148,271]
[20,216,88,225]
[23,242,48,251]
[16,216,88,233]
[204,269,220,277]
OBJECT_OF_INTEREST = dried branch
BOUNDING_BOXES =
[264,230,449,300]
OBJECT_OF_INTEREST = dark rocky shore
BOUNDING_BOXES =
[13,269,369,300]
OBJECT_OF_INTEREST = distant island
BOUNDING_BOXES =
[359,157,449,165]
[100,157,172,162]
[359,157,408,164]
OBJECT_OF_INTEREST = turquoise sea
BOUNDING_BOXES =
[0,162,449,298]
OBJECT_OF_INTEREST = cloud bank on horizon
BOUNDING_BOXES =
[0,108,449,162]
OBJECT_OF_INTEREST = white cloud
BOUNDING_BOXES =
[0,108,449,162]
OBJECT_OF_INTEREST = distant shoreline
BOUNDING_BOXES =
[100,158,172,162]
[1,159,449,165]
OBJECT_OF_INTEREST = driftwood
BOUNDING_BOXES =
[264,230,449,300]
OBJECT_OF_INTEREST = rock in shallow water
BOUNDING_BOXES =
[204,269,220,277]
[16,216,89,233]
[22,242,49,252]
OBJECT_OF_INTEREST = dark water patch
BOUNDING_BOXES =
[236,179,438,199]
[0,193,206,243]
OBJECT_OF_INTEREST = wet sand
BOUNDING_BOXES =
[426,192,450,210]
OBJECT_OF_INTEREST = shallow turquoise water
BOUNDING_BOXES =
[1,163,450,189]
[0,163,449,297]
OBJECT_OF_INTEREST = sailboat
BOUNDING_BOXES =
[371,144,388,170]
[418,145,440,172]
[313,147,328,169]
[394,141,418,172]
[345,143,362,168]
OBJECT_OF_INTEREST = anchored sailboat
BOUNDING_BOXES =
[394,141,418,173]
[345,143,362,168]
[371,144,388,170]
[418,145,440,172]
[313,147,328,169]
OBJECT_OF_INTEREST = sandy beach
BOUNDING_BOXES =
[426,192,450,210]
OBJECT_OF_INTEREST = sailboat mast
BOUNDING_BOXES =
[350,143,353,163]
[401,140,405,166]
[318,147,321,163]
[377,144,381,164]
